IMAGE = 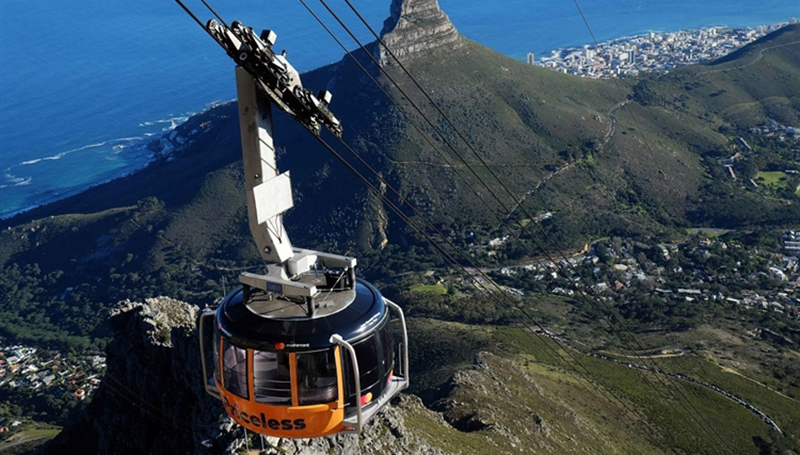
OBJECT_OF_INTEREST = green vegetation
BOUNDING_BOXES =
[0,424,60,455]
[757,171,789,188]
[495,326,798,454]
[409,282,448,294]
[401,317,798,454]
[407,319,494,399]
[0,386,85,428]
[656,354,800,448]
[391,286,508,324]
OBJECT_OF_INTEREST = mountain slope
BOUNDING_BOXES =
[43,299,796,454]
[1,1,800,347]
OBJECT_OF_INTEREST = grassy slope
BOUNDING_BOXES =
[0,427,61,455]
[403,318,795,454]
[378,39,623,239]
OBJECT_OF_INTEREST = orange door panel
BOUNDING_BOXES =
[217,379,345,437]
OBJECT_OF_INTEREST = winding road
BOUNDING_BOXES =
[698,40,800,76]
[602,100,629,147]
[537,329,785,434]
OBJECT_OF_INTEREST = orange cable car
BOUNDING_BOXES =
[199,275,409,438]
[176,4,410,438]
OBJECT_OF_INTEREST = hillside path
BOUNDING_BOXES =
[719,366,798,403]
[508,98,627,213]
[602,100,629,146]
[536,329,784,434]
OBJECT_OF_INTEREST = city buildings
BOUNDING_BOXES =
[534,21,795,79]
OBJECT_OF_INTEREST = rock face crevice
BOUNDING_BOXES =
[378,0,463,65]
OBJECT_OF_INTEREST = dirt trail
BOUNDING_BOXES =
[720,366,798,403]
[598,348,686,359]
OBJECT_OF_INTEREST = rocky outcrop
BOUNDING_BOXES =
[256,395,445,455]
[378,0,463,65]
[429,352,603,452]
[44,297,238,455]
[44,297,444,455]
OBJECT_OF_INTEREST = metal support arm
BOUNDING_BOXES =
[237,66,294,264]
[236,68,359,301]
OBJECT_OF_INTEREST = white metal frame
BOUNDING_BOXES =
[199,309,221,399]
[329,298,410,433]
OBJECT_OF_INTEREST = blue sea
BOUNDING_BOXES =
[1,0,797,218]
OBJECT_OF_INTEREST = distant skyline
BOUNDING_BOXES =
[536,22,795,78]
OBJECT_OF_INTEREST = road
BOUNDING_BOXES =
[698,40,800,76]
[537,329,784,434]
[602,100,628,147]
[598,348,688,359]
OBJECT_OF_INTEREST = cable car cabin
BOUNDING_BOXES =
[176,7,406,439]
[199,276,409,438]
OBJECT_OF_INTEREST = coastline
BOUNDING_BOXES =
[1,19,797,219]
[0,150,153,221]
[0,101,231,221]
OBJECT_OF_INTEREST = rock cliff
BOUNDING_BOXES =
[43,298,238,455]
[43,297,444,455]
[378,0,464,65]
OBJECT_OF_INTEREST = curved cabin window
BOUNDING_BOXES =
[297,349,339,405]
[379,321,394,378]
[253,350,292,405]
[222,342,248,399]
[340,316,394,407]
[353,334,381,392]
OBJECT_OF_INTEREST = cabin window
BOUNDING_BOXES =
[252,350,292,405]
[379,321,394,377]
[296,349,339,405]
[222,342,249,399]
[340,316,395,406]
[353,335,381,391]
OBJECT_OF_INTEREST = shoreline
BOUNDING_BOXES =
[552,21,790,53]
[0,100,232,222]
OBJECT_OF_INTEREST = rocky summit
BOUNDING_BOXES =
[378,0,463,65]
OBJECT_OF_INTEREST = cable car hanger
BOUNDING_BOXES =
[174,0,409,438]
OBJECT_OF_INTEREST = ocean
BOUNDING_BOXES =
[1,0,797,218]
